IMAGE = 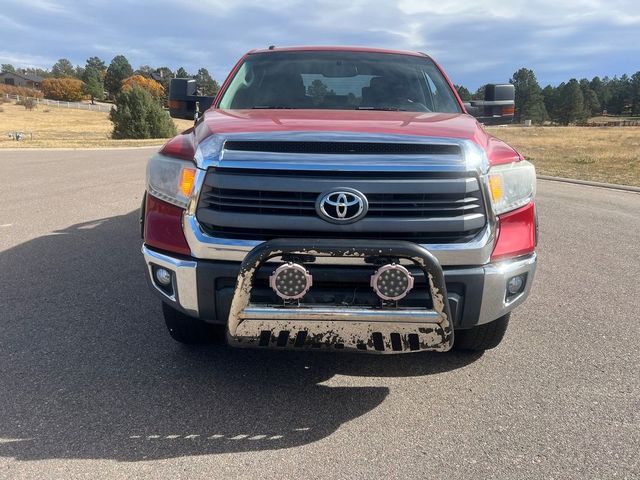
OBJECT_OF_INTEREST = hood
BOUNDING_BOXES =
[161,109,521,166]
[197,109,483,142]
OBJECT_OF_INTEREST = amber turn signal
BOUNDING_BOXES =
[488,174,504,203]
[180,167,196,197]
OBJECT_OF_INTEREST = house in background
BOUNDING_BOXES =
[0,71,44,89]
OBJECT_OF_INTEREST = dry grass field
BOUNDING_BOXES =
[487,126,640,187]
[1,102,638,186]
[0,102,193,149]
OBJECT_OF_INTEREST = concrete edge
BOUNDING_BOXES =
[537,175,640,193]
[0,145,162,152]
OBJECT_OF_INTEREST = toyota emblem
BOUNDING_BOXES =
[316,188,368,224]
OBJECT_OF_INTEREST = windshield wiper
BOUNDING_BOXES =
[356,106,407,111]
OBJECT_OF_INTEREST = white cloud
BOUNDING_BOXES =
[1,0,638,88]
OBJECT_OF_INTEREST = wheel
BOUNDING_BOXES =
[162,302,225,345]
[454,313,510,351]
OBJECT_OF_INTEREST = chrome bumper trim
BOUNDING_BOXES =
[142,245,199,316]
[241,306,442,323]
[478,253,537,325]
[183,213,496,267]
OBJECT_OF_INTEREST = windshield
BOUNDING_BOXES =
[218,51,462,113]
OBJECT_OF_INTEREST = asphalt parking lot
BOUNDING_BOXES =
[1,148,638,479]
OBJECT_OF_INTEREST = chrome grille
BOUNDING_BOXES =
[200,189,484,218]
[196,168,487,244]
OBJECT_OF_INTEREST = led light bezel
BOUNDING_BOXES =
[269,263,313,300]
[370,263,414,302]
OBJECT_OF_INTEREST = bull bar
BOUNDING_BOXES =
[227,239,454,353]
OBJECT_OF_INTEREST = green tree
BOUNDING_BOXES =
[1,64,15,73]
[195,68,220,96]
[606,75,632,115]
[104,55,133,97]
[510,68,547,124]
[579,79,600,117]
[82,56,106,104]
[454,84,471,101]
[153,67,173,91]
[557,79,585,125]
[85,56,106,74]
[83,76,103,104]
[589,76,608,111]
[135,65,154,78]
[472,85,486,100]
[22,67,51,78]
[175,67,190,78]
[631,71,640,115]
[110,86,177,139]
[542,84,559,122]
[51,58,75,78]
[307,79,330,98]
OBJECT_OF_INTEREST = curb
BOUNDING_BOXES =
[0,145,162,152]
[537,175,640,193]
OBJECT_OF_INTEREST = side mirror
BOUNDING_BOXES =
[168,78,215,120]
[465,83,515,125]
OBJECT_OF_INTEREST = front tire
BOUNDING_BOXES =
[162,302,225,345]
[454,313,510,351]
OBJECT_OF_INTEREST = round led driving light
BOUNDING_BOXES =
[269,262,313,300]
[155,267,172,286]
[370,263,414,301]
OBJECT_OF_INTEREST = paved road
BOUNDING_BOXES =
[1,149,638,479]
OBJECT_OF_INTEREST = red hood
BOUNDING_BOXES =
[198,109,482,141]
[162,109,521,165]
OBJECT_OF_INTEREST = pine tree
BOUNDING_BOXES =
[510,68,547,124]
[584,90,600,117]
[631,72,640,115]
[175,67,190,79]
[104,55,133,98]
[195,68,220,96]
[51,58,75,78]
[110,87,177,139]
[82,57,106,104]
[454,85,471,101]
[557,79,585,125]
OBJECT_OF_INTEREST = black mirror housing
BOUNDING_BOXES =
[168,78,215,120]
[466,83,515,125]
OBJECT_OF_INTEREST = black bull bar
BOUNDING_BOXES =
[227,239,454,353]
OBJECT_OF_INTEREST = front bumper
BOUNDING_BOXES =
[143,241,536,353]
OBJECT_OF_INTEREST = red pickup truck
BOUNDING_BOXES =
[141,46,537,353]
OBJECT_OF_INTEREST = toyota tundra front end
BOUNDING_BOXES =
[141,47,537,353]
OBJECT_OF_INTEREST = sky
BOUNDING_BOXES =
[1,0,639,90]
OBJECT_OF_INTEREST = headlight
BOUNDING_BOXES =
[146,154,197,208]
[488,160,536,215]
